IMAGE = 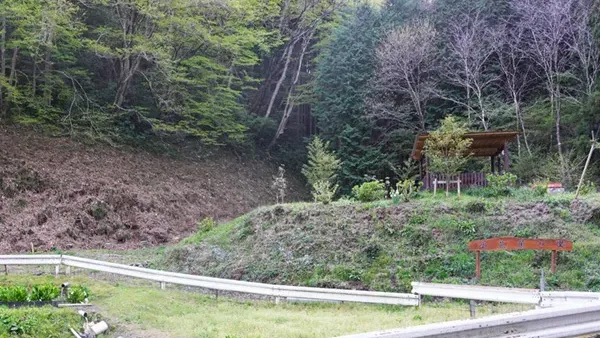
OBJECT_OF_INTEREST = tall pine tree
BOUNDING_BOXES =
[313,5,398,193]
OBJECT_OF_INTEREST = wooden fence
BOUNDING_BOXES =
[422,172,487,191]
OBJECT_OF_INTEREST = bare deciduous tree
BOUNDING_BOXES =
[493,21,534,155]
[568,0,599,97]
[371,20,437,132]
[442,8,497,131]
[511,0,578,182]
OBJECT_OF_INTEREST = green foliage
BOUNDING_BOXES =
[313,6,398,193]
[352,181,386,202]
[392,179,422,203]
[312,180,338,205]
[66,285,89,304]
[302,136,341,203]
[302,136,341,187]
[197,217,216,234]
[0,307,81,337]
[29,284,60,302]
[424,116,473,194]
[0,283,88,303]
[2,286,28,302]
[579,181,597,195]
[464,199,487,213]
[485,173,518,197]
[531,181,549,196]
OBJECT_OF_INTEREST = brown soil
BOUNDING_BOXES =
[0,126,307,253]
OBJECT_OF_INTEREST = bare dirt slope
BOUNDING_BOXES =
[0,126,306,253]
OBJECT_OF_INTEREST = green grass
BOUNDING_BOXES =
[0,275,530,338]
[161,191,600,293]
[0,306,81,338]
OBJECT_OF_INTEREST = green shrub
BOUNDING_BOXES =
[66,285,89,304]
[392,179,422,203]
[312,180,338,205]
[531,180,548,196]
[579,181,597,195]
[4,286,28,302]
[352,181,386,202]
[0,307,81,336]
[29,284,60,302]
[464,199,486,213]
[485,173,518,197]
[197,217,216,234]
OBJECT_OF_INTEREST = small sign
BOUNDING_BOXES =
[547,182,565,194]
[468,237,572,252]
[468,237,573,278]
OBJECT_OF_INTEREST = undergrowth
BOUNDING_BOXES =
[164,192,600,293]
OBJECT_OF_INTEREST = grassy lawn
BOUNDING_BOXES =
[0,274,530,338]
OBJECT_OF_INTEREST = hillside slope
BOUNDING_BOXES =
[164,194,600,292]
[0,126,307,252]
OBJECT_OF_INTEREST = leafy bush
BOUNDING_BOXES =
[352,181,386,202]
[3,286,28,302]
[392,179,422,203]
[29,284,60,302]
[579,181,597,195]
[312,180,338,205]
[66,285,89,304]
[530,180,548,196]
[464,199,486,213]
[197,217,216,234]
[0,307,81,336]
[485,173,518,197]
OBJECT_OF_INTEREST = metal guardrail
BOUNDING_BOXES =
[411,282,600,308]
[540,291,600,308]
[339,303,600,338]
[411,282,541,304]
[0,255,420,306]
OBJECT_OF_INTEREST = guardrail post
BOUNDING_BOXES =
[469,300,476,318]
[55,265,60,276]
[475,251,481,279]
[3,265,7,275]
[275,296,281,305]
[160,282,166,290]
[65,266,71,275]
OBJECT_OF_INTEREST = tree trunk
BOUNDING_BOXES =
[554,81,566,185]
[0,14,5,116]
[264,39,297,118]
[269,32,311,148]
[513,94,532,155]
[1,47,18,116]
[114,55,141,107]
[43,50,52,106]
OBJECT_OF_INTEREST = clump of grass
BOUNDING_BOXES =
[0,307,81,337]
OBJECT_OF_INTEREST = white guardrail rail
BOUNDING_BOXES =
[411,282,541,304]
[0,255,420,306]
[338,303,600,338]
[411,282,600,307]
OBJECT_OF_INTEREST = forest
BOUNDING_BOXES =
[0,0,599,192]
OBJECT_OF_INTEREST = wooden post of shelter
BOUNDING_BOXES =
[503,142,510,172]
[490,156,495,174]
[551,250,557,274]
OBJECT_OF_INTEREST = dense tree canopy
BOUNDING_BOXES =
[0,0,598,191]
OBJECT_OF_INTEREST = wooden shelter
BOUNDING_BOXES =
[411,131,519,190]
